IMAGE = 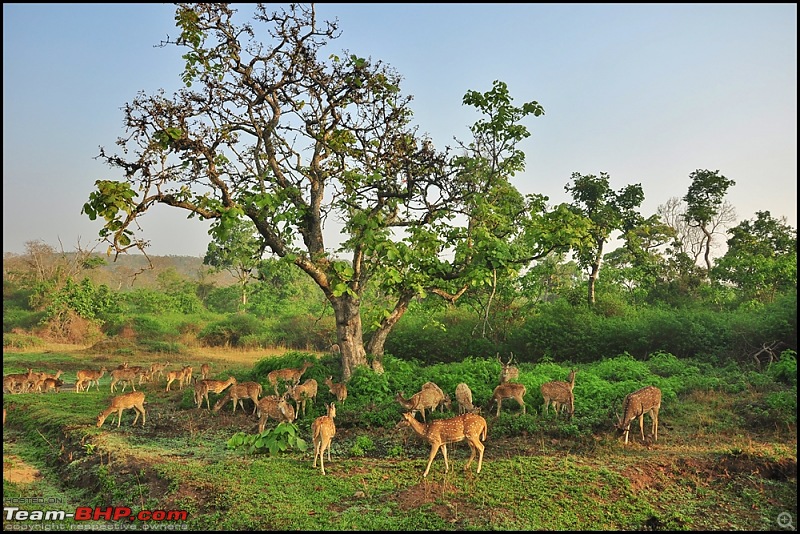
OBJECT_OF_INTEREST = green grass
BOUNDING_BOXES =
[3,348,797,530]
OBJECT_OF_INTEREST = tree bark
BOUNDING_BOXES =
[366,291,414,369]
[330,295,369,382]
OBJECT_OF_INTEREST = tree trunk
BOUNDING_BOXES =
[330,294,369,382]
[365,291,414,371]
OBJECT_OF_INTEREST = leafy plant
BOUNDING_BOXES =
[226,423,308,456]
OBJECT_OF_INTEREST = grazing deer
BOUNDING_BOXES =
[455,383,480,415]
[541,369,578,418]
[194,376,238,410]
[110,368,138,393]
[395,385,449,423]
[490,382,527,417]
[311,403,337,475]
[181,366,194,388]
[213,381,262,415]
[616,386,662,444]
[498,353,520,384]
[257,394,296,433]
[76,367,107,393]
[268,362,314,396]
[149,361,170,381]
[200,363,211,380]
[30,370,64,393]
[287,378,318,417]
[324,376,348,405]
[40,377,64,393]
[399,411,487,478]
[422,381,452,413]
[96,391,146,428]
[4,369,34,394]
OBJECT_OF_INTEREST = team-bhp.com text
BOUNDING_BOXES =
[4,507,188,527]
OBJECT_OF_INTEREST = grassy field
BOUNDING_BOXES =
[3,345,797,531]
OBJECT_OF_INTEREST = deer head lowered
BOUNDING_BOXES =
[540,369,578,418]
[615,386,662,444]
[399,411,487,477]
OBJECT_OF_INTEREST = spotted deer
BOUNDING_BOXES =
[399,411,487,478]
[149,361,170,381]
[268,362,313,396]
[213,381,262,414]
[76,367,107,393]
[324,376,348,405]
[200,363,211,380]
[490,382,527,417]
[287,378,318,417]
[498,352,520,384]
[311,403,337,475]
[110,368,138,393]
[455,382,480,414]
[616,386,662,444]
[541,369,578,418]
[194,376,237,410]
[256,394,296,433]
[96,391,146,428]
[395,385,449,423]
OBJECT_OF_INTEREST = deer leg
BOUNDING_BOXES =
[465,441,476,470]
[639,414,646,441]
[652,408,659,441]
[441,444,449,473]
[423,443,441,478]
[496,399,502,417]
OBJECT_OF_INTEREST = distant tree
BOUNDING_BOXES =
[711,211,797,302]
[565,172,644,306]
[658,195,736,268]
[682,169,736,273]
[203,219,262,308]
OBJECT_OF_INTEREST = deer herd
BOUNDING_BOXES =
[4,352,663,478]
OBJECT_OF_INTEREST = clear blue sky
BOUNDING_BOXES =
[4,3,797,258]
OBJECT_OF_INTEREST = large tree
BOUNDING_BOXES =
[82,4,575,379]
[565,172,644,306]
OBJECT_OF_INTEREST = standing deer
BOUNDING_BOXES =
[76,367,107,393]
[324,376,348,405]
[311,403,337,475]
[200,363,211,380]
[541,369,578,418]
[110,368,138,393]
[616,386,662,444]
[399,411,487,478]
[257,394,296,433]
[287,378,318,417]
[149,361,170,381]
[490,382,527,417]
[422,381,452,413]
[455,383,480,414]
[96,391,146,428]
[395,385,449,423]
[498,353,520,384]
[213,381,262,414]
[268,362,314,396]
[194,376,237,410]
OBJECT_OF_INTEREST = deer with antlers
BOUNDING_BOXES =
[541,369,578,418]
[616,386,662,444]
[498,352,520,384]
[311,403,337,475]
[268,362,313,396]
[398,411,487,478]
